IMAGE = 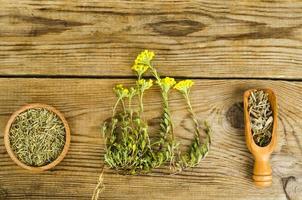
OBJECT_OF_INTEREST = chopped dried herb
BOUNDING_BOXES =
[9,108,66,167]
[248,90,273,147]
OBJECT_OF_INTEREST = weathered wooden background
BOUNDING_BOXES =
[0,1,301,200]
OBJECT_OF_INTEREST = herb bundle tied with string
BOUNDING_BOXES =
[102,50,212,174]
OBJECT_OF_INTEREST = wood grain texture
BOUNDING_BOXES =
[1,0,302,78]
[0,78,301,200]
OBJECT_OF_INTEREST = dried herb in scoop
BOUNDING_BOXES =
[248,90,273,147]
[9,108,66,167]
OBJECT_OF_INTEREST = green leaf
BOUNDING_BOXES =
[164,118,169,126]
[141,140,146,150]
[132,144,137,152]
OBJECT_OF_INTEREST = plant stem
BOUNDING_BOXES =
[139,92,144,114]
[137,74,144,115]
[112,98,121,117]
[150,67,160,83]
[121,99,126,113]
[184,92,200,137]
[162,92,174,140]
[128,96,133,119]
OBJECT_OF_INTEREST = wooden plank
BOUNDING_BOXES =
[1,1,302,79]
[0,78,301,200]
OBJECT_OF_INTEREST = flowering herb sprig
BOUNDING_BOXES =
[174,80,211,167]
[133,51,181,168]
[102,50,212,174]
[112,84,129,115]
[136,79,153,114]
[154,76,179,168]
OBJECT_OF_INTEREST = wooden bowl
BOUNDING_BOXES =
[4,103,71,172]
[243,89,277,187]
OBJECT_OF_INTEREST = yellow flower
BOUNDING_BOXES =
[132,50,155,77]
[160,77,176,87]
[123,89,129,95]
[113,84,129,98]
[157,77,176,92]
[135,50,155,65]
[129,87,137,96]
[131,64,149,75]
[174,80,194,93]
[145,79,153,89]
[115,84,123,89]
[137,79,153,91]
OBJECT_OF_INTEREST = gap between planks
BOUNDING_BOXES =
[0,74,301,82]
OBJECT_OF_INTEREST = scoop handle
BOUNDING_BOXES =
[252,156,272,187]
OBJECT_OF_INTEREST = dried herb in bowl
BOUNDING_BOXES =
[8,108,66,167]
[248,90,273,147]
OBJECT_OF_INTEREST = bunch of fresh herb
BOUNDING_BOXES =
[103,50,211,174]
[248,90,273,147]
[9,108,66,167]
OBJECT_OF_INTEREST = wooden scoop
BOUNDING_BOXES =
[243,88,277,187]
